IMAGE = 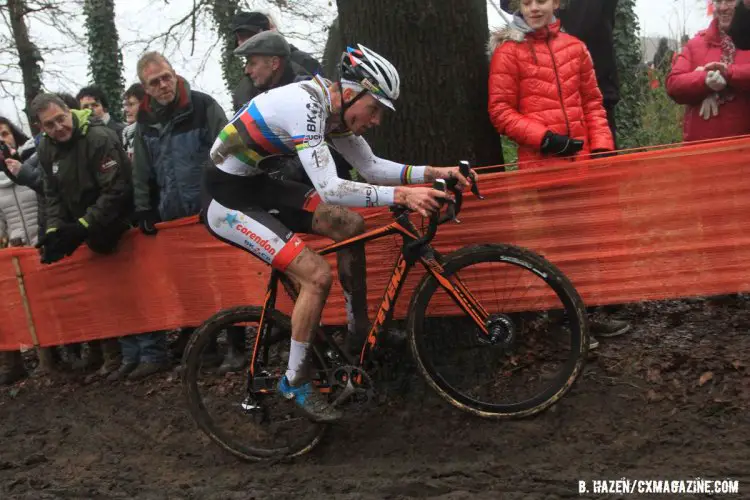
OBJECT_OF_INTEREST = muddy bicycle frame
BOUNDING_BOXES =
[248,174,490,383]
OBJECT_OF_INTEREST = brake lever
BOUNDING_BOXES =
[441,197,459,224]
[459,160,484,200]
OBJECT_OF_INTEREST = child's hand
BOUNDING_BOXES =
[541,132,584,158]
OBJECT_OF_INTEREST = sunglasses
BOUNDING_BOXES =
[147,73,175,88]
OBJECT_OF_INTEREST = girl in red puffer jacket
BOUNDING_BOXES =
[488,0,614,167]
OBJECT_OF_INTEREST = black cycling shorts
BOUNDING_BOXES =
[202,162,321,270]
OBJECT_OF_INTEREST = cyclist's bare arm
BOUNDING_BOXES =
[330,133,475,192]
[329,133,427,186]
[293,125,447,216]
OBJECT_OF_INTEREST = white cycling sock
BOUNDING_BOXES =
[286,339,310,386]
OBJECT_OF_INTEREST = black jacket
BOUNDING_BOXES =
[290,45,322,76]
[558,0,620,105]
[232,48,320,112]
[38,109,133,231]
[105,118,126,144]
[730,1,750,50]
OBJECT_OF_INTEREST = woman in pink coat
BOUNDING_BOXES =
[667,0,750,142]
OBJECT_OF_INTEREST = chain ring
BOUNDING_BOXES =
[329,365,378,410]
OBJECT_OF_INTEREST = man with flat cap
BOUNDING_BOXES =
[231,11,322,112]
[235,31,313,100]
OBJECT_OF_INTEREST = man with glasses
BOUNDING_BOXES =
[127,52,229,380]
[31,92,132,380]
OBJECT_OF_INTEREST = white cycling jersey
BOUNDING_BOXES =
[209,75,427,208]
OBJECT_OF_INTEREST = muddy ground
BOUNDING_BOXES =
[1,297,749,499]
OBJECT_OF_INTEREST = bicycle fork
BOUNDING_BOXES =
[420,253,492,339]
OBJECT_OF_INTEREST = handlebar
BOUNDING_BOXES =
[402,160,484,252]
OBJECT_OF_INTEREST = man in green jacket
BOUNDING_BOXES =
[32,92,133,379]
[33,94,132,261]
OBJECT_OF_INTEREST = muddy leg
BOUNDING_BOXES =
[311,204,369,347]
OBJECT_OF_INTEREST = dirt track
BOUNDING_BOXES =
[1,297,749,499]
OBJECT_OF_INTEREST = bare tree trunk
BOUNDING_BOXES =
[335,0,503,166]
[322,16,343,79]
[7,0,43,134]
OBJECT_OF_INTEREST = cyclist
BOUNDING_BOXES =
[203,44,473,422]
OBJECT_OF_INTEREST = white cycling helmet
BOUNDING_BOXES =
[340,44,400,111]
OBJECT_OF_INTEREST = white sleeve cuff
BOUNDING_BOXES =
[401,165,427,185]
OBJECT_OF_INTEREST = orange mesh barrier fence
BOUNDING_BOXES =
[2,136,750,350]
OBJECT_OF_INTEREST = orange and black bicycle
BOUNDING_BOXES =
[182,162,588,462]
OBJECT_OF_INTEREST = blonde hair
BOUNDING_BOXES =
[136,51,174,82]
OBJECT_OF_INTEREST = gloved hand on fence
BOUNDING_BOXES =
[705,70,727,92]
[699,93,720,120]
[540,131,584,158]
[36,231,66,265]
[135,210,159,236]
[54,221,89,256]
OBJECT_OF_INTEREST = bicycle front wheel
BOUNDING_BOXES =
[408,244,588,419]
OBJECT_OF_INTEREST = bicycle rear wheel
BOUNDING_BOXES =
[408,244,588,418]
[182,306,327,461]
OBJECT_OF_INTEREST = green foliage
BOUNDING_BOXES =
[613,0,648,149]
[83,0,125,121]
[501,137,518,166]
[210,0,245,97]
[629,71,684,147]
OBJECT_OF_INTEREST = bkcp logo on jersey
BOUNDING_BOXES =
[52,162,60,175]
[305,99,324,148]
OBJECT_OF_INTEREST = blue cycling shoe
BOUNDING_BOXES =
[277,375,342,423]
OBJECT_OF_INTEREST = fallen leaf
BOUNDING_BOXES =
[732,360,744,370]
[699,371,714,387]
[647,389,663,402]
[647,367,661,382]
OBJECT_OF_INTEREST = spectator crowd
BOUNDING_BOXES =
[1,1,749,385]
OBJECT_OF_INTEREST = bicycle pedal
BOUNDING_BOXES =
[251,376,278,392]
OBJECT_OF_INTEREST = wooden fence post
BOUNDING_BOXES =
[12,256,40,347]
